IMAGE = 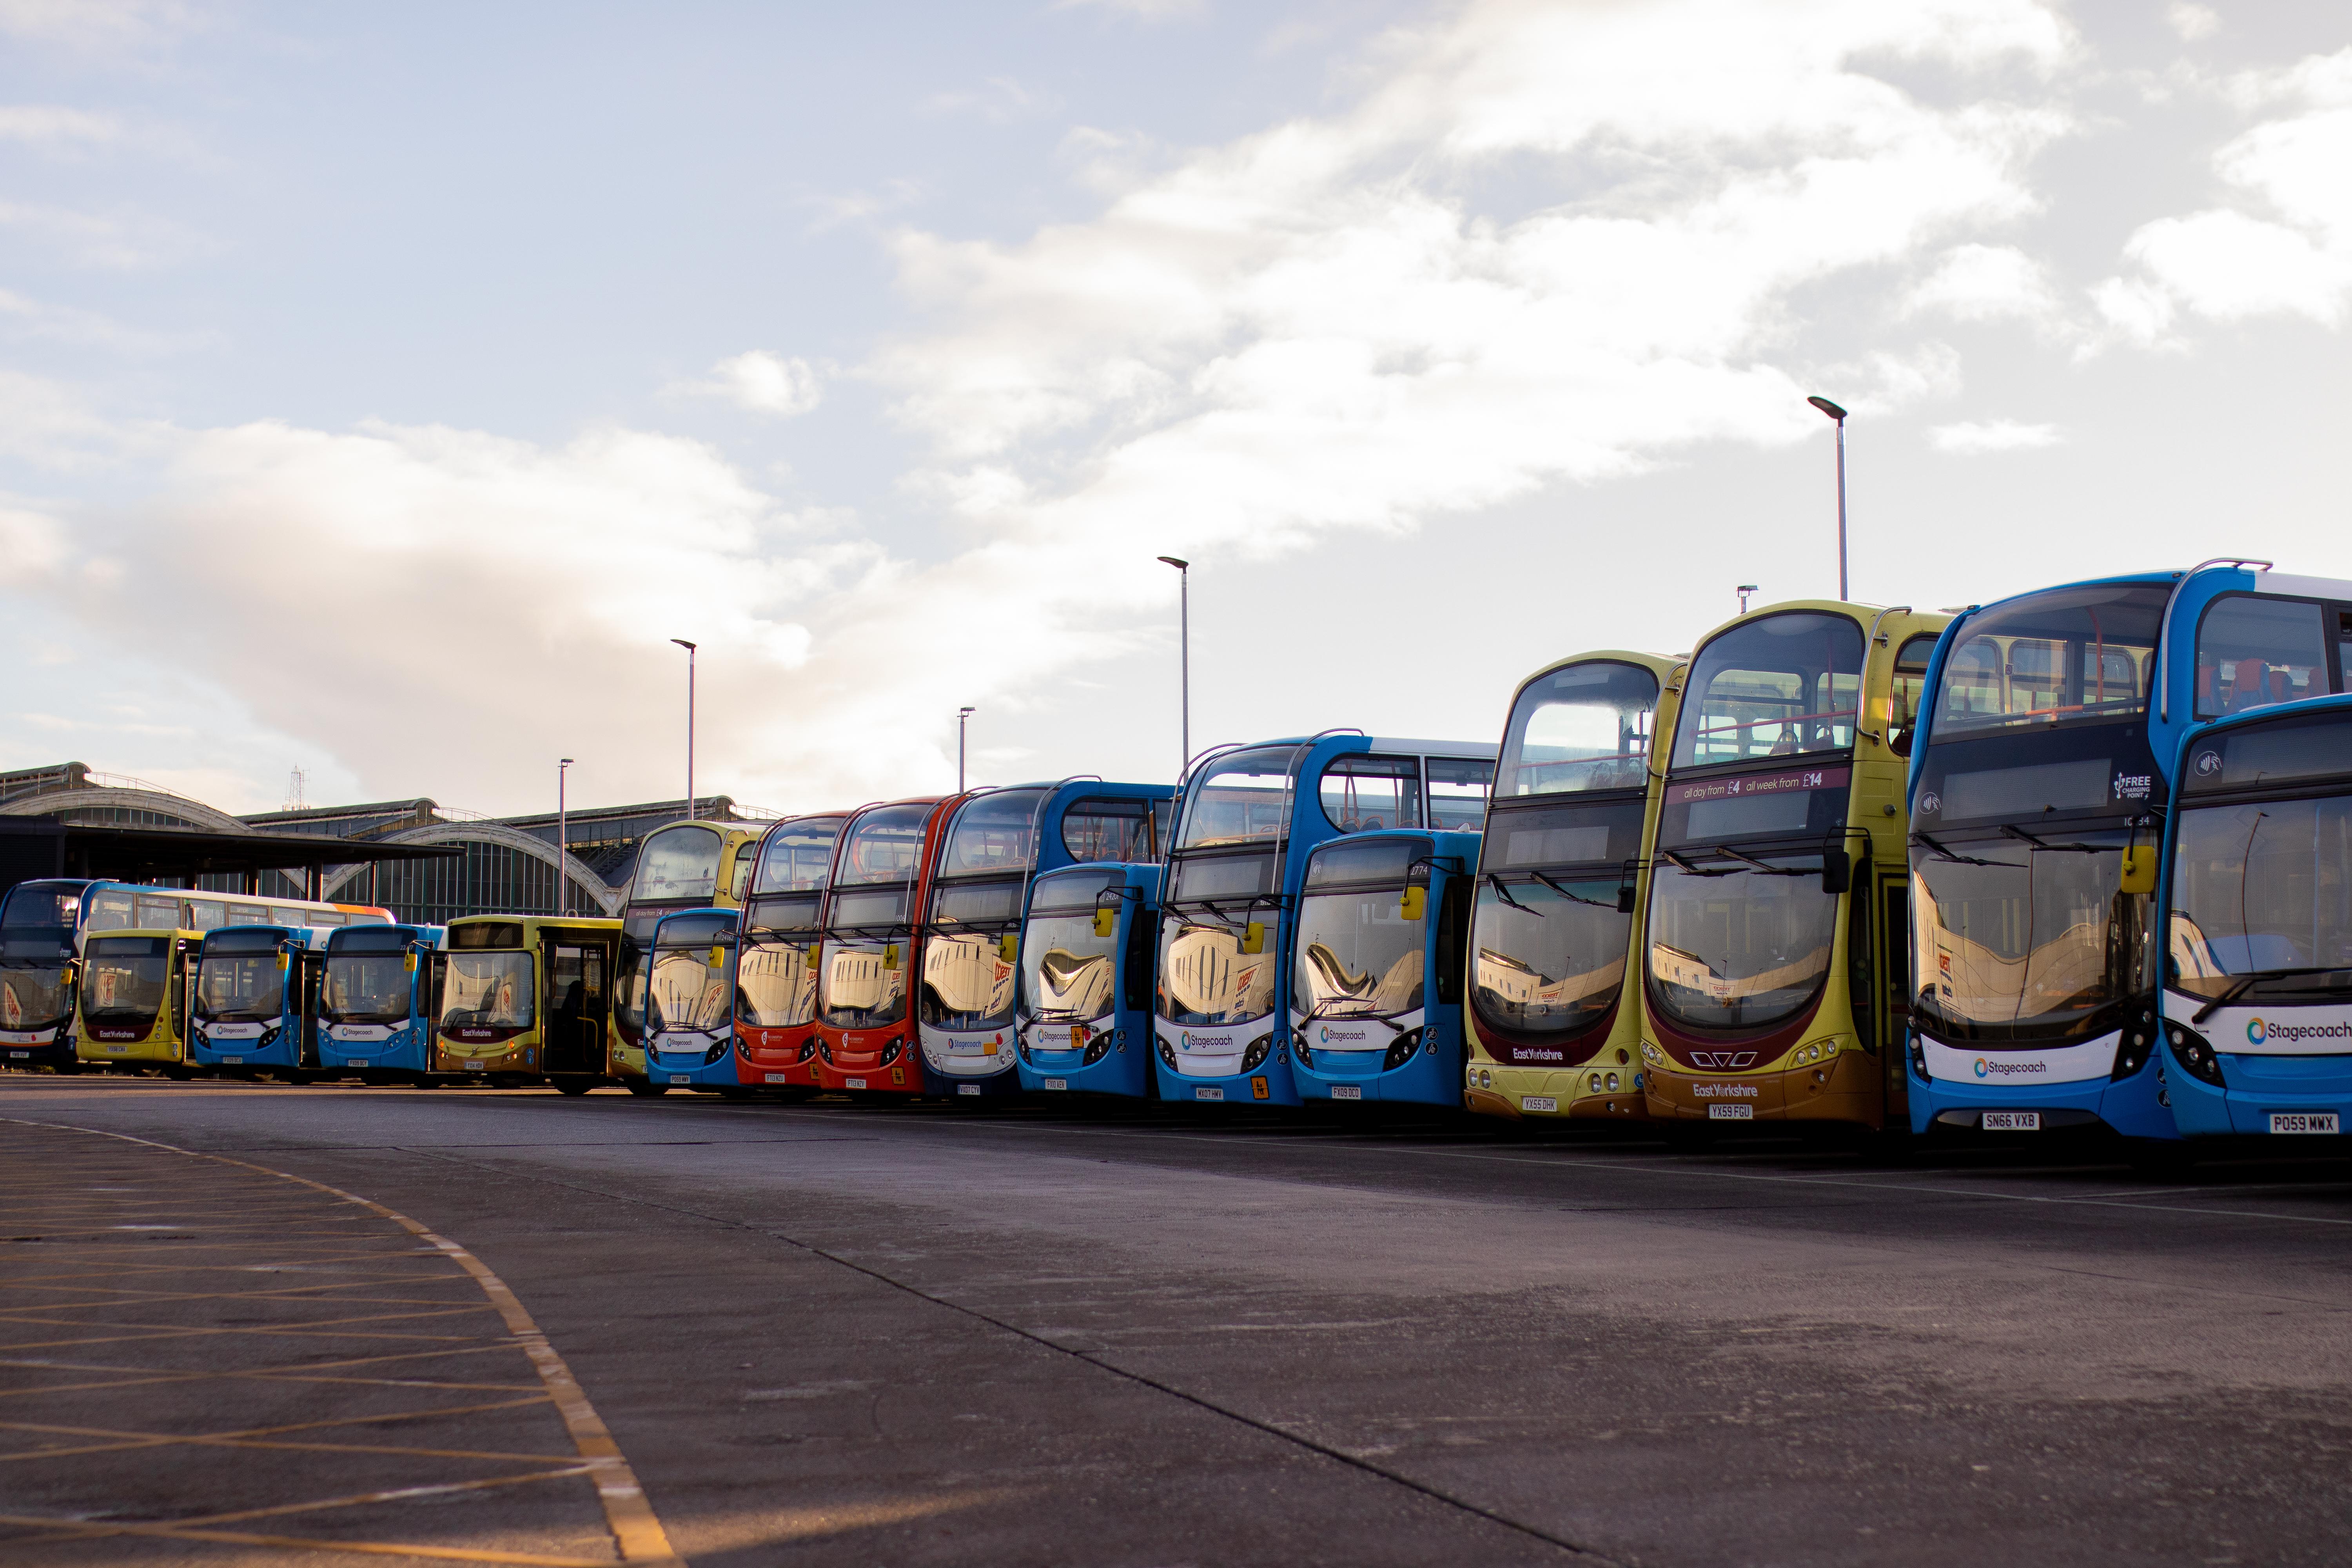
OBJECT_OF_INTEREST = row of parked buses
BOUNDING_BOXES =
[7,562,2352,1153]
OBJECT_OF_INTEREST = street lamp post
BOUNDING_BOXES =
[670,639,697,818]
[1806,396,1849,600]
[1157,556,1189,774]
[557,758,573,915]
[1737,584,1758,615]
[957,706,975,793]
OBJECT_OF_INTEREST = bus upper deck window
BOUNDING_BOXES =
[2196,596,2329,719]
[87,891,135,932]
[1888,635,1937,737]
[135,895,181,930]
[185,900,226,932]
[1319,755,1421,833]
[1426,757,1494,830]
[231,905,269,925]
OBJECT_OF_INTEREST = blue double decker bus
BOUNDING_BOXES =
[2158,694,2352,1140]
[1288,828,1479,1107]
[1154,734,1495,1105]
[916,780,1171,1097]
[316,923,445,1082]
[1014,861,1162,1098]
[1906,562,2352,1148]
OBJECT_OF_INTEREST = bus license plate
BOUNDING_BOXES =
[2270,1112,2339,1135]
[845,1077,867,1089]
[764,1073,787,1083]
[1331,1085,1361,1100]
[668,1075,688,1083]
[1521,1096,1557,1113]
[1043,1078,1067,1091]
[1195,1086,1223,1101]
[1708,1104,1753,1120]
[222,1056,243,1065]
[957,1084,980,1096]
[108,1044,127,1053]
[1982,1111,2041,1131]
[7,1051,24,1058]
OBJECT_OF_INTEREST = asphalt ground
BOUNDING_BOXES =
[2,1075,2349,1567]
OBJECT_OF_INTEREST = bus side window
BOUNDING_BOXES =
[2196,595,2329,718]
[1888,635,1937,752]
[1433,876,1469,1007]
[1122,900,1155,1012]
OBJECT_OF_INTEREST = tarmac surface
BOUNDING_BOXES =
[2,1074,2349,1567]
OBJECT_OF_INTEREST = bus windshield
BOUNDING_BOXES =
[1178,748,1294,850]
[820,936,907,1029]
[1911,827,2149,1044]
[196,948,287,1024]
[1672,612,1862,769]
[836,804,931,886]
[441,953,533,1030]
[325,944,413,1025]
[1646,858,1837,1032]
[1022,872,1121,1025]
[1499,661,1659,797]
[751,818,842,895]
[0,952,72,1032]
[648,937,733,1034]
[635,824,724,902]
[940,790,1045,877]
[1472,800,1645,1042]
[2170,793,2352,1005]
[82,936,169,1032]
[738,930,819,1028]
[2,883,81,932]
[1158,916,1280,1027]
[922,931,1017,1031]
[1931,582,2167,737]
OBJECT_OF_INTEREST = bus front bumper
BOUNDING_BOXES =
[1644,1044,1876,1126]
[1468,1062,1649,1121]
[2166,1052,2352,1139]
[1908,1036,2175,1140]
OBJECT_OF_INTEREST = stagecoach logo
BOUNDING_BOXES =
[1316,1024,1370,1046]
[2194,750,2224,778]
[1918,792,1941,815]
[2248,1018,2266,1044]
[1973,1056,2046,1078]
[2112,772,2153,801]
[1687,1051,1756,1069]
[1180,1031,1238,1051]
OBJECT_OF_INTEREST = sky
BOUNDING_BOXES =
[1,0,2347,818]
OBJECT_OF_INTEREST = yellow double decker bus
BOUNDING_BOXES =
[1464,652,1684,1122]
[1638,600,1947,1138]
[74,927,201,1076]
[436,915,622,1091]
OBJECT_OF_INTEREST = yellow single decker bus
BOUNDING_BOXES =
[1464,652,1684,1122]
[1638,600,1946,1136]
[436,915,622,1091]
[74,927,201,1076]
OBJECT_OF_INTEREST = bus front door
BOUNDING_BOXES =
[546,944,607,1074]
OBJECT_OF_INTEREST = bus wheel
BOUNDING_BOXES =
[625,1081,669,1098]
[552,1077,596,1096]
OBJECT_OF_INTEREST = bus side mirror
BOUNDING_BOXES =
[1616,885,1636,914]
[278,948,292,971]
[708,946,725,968]
[1243,921,1265,955]
[62,959,79,987]
[1399,887,1427,922]
[805,946,820,969]
[1820,849,1851,895]
[1093,908,1116,939]
[2120,848,2157,896]
[999,933,1018,962]
[403,951,418,973]
[882,944,900,971]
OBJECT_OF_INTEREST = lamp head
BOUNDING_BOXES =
[670,637,696,652]
[1806,396,1848,422]
[1156,555,1189,570]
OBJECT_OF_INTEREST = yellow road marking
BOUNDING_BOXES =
[2,1119,679,1564]
[0,1514,620,1566]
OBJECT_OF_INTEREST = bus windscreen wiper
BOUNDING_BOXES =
[1486,876,1544,918]
[1660,849,1736,878]
[2000,824,2102,854]
[1529,871,1619,907]
[1912,833,2007,867]
[1305,999,1410,1032]
[2192,965,2352,1024]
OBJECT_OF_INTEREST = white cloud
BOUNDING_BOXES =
[2110,47,2352,330]
[0,196,207,269]
[1052,0,1205,20]
[0,286,211,353]
[878,0,2076,575]
[0,104,120,145]
[1929,418,2063,454]
[2166,4,2219,44]
[1906,243,2066,325]
[924,77,1062,124]
[671,351,824,417]
[0,0,200,54]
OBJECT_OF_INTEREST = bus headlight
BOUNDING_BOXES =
[880,1038,904,1065]
[2165,1022,2225,1087]
[1640,1041,1662,1067]
[2111,1009,2156,1080]
[1082,1034,1111,1066]
[1907,1031,1928,1081]
[1241,1034,1271,1073]
[1382,1029,1421,1072]
[1158,1035,1178,1069]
